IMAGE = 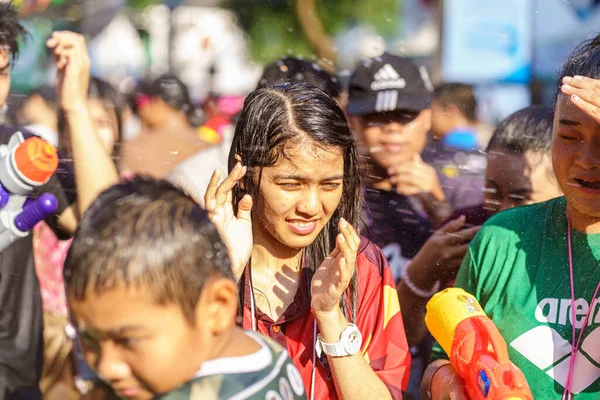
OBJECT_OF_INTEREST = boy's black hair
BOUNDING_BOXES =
[557,34,600,101]
[0,2,26,61]
[64,177,233,324]
[434,83,477,122]
[486,105,554,155]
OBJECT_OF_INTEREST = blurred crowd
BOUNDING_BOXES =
[0,1,599,400]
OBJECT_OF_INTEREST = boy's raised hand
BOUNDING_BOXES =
[204,163,253,282]
[561,75,600,123]
[409,216,480,285]
[389,154,446,203]
[47,31,90,112]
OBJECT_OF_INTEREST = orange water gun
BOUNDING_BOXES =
[425,288,533,400]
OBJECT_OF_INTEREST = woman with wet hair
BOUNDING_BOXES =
[205,82,410,400]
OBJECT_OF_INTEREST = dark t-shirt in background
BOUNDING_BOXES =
[364,188,433,282]
[445,203,492,228]
[422,139,486,212]
[0,126,73,399]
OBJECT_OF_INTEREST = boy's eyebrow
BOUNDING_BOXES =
[106,325,146,335]
[485,178,500,188]
[559,119,581,127]
[509,188,533,196]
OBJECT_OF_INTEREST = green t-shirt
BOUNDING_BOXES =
[159,331,306,400]
[431,197,600,399]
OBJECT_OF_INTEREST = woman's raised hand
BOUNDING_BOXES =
[310,218,360,316]
[204,163,253,282]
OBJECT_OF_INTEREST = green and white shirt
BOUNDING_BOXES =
[431,197,600,399]
[159,331,306,400]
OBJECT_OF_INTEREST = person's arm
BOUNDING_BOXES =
[420,248,481,400]
[312,229,408,399]
[64,103,118,217]
[47,31,118,233]
[398,217,480,346]
[315,307,395,400]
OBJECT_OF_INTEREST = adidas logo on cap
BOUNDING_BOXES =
[371,64,406,91]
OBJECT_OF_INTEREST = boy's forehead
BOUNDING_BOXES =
[68,283,166,329]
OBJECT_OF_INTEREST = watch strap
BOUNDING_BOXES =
[315,323,361,358]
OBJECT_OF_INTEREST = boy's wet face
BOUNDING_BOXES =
[552,94,600,220]
[353,108,431,170]
[485,146,562,213]
[68,284,212,400]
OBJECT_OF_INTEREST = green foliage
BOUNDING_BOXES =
[228,0,401,64]
[127,0,161,11]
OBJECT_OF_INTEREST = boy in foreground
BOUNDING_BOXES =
[63,177,305,400]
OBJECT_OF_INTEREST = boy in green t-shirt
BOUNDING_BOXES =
[63,177,306,400]
[422,36,600,399]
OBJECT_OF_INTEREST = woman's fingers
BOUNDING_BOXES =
[337,230,356,285]
[237,194,253,222]
[337,218,356,248]
[204,170,221,212]
[214,163,244,205]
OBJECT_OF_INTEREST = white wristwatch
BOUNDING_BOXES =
[315,323,363,357]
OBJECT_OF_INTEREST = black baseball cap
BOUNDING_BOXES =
[258,57,341,98]
[348,53,433,116]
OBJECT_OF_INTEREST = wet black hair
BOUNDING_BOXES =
[487,106,554,155]
[486,105,556,180]
[258,57,341,99]
[64,176,233,324]
[140,73,192,114]
[434,83,477,122]
[557,34,600,103]
[230,82,364,321]
[0,2,26,62]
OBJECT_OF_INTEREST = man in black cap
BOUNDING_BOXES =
[348,53,446,273]
[348,53,482,398]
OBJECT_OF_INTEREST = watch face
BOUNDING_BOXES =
[344,329,363,354]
